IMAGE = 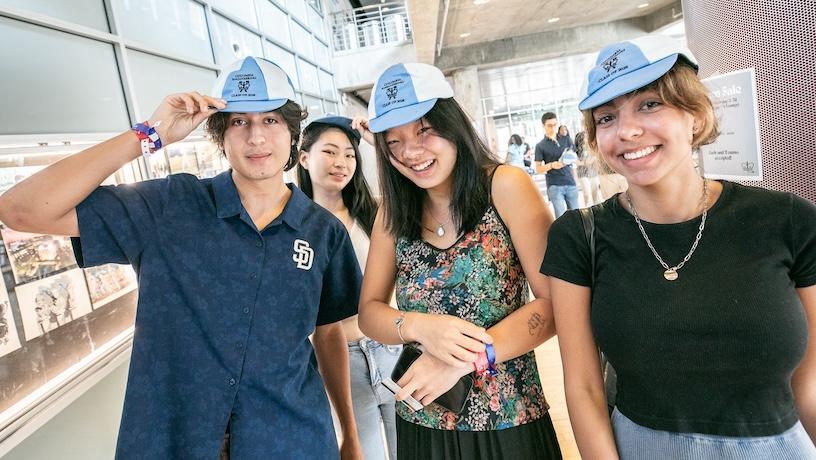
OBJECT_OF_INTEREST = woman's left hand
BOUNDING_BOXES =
[350,116,375,146]
[395,352,473,406]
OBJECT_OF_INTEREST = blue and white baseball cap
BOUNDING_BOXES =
[367,63,454,133]
[212,56,296,113]
[578,35,698,111]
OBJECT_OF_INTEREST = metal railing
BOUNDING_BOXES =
[329,2,413,52]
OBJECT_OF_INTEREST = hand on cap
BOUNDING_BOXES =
[350,117,375,146]
[148,92,227,146]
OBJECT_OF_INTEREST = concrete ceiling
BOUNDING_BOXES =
[406,0,683,70]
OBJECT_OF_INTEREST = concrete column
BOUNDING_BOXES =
[449,66,486,137]
[682,0,816,201]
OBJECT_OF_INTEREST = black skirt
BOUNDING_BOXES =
[396,413,563,460]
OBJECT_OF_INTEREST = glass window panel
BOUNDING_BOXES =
[482,96,508,116]
[112,0,212,63]
[0,17,128,134]
[257,0,291,47]
[287,0,308,25]
[308,6,325,41]
[209,0,257,28]
[313,40,330,66]
[507,93,534,114]
[301,94,324,119]
[307,0,322,14]
[297,58,320,95]
[127,50,216,121]
[323,101,338,116]
[264,40,299,90]
[291,22,313,61]
[211,14,264,67]
[318,70,334,100]
[0,0,109,32]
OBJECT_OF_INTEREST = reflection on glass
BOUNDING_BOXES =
[211,14,264,66]
[264,41,299,90]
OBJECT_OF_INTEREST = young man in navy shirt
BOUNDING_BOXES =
[535,111,579,218]
[0,57,363,459]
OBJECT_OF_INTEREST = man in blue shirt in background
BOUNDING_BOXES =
[0,57,363,459]
[535,111,579,218]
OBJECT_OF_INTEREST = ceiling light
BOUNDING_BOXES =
[548,17,560,23]
[637,2,649,7]
[459,32,471,38]
[473,0,490,5]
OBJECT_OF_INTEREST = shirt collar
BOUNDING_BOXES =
[212,170,307,230]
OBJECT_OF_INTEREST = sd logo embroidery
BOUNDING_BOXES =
[293,239,314,270]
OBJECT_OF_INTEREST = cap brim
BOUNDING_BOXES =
[578,55,679,110]
[219,98,289,113]
[368,99,438,133]
[308,122,361,145]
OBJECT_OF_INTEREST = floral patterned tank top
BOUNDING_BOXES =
[395,204,548,431]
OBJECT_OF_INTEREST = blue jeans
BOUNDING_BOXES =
[349,338,401,460]
[547,184,579,218]
[612,408,816,460]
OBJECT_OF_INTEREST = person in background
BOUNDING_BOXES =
[535,113,579,218]
[0,56,363,459]
[541,35,816,459]
[356,62,561,460]
[556,125,575,152]
[506,134,530,171]
[574,131,604,207]
[297,116,399,460]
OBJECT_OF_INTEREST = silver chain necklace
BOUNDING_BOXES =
[625,179,708,281]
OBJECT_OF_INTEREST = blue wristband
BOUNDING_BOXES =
[485,343,498,376]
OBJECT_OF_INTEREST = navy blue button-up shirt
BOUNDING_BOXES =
[72,171,361,459]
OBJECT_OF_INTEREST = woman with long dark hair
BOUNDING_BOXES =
[541,35,816,459]
[296,116,396,460]
[356,63,562,459]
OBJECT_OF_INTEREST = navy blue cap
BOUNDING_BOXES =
[304,116,361,145]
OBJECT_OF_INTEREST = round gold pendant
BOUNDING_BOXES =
[664,269,678,281]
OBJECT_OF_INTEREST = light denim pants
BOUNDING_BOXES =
[349,338,401,460]
[547,184,580,218]
[612,408,816,460]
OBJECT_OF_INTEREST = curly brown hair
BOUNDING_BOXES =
[204,101,308,171]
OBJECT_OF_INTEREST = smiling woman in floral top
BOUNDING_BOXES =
[357,62,562,460]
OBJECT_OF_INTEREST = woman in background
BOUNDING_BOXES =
[297,116,399,460]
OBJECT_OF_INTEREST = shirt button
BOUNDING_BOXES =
[255,241,263,248]
[228,378,236,386]
[236,342,243,349]
[243,307,250,314]
[249,272,257,279]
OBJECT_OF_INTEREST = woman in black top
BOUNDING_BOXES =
[540,35,816,459]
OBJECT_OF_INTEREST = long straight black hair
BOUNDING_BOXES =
[297,125,378,236]
[374,98,499,240]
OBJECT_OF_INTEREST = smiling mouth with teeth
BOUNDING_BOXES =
[622,146,657,160]
[410,159,435,171]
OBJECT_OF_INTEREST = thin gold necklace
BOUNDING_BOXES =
[425,207,451,237]
[625,179,709,281]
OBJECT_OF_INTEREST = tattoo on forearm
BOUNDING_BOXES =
[528,312,543,336]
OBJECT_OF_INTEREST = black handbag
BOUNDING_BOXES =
[390,343,474,414]
[578,206,618,416]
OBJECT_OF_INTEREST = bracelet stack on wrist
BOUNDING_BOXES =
[474,343,498,377]
[131,121,163,157]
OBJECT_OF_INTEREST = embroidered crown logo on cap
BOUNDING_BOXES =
[367,63,454,133]
[212,56,296,113]
[578,35,698,110]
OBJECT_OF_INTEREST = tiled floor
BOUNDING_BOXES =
[535,338,581,460]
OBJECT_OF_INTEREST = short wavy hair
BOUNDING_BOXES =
[581,61,720,171]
